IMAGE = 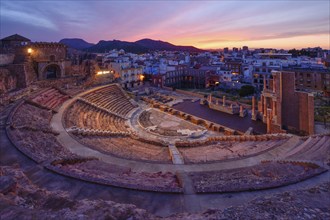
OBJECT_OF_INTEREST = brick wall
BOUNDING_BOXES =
[281,72,299,130]
[7,62,37,88]
[32,44,66,62]
[297,93,314,135]
[280,71,314,135]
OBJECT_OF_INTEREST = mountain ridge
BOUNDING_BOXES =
[59,38,95,50]
[59,38,205,53]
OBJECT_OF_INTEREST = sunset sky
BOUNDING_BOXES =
[1,0,329,50]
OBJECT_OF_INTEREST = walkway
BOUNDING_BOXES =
[168,144,184,165]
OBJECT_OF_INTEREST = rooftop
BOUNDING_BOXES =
[0,34,31,42]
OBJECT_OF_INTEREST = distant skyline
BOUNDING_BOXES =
[1,0,329,50]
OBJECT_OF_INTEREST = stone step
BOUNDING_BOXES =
[176,171,195,195]
[267,136,302,159]
[168,144,184,165]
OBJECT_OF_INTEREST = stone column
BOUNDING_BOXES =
[263,97,267,122]
[273,75,276,93]
[272,100,276,117]
[267,108,272,133]
[239,105,244,117]
[223,96,226,106]
[263,75,267,91]
[216,99,219,105]
[259,94,264,112]
[252,96,257,120]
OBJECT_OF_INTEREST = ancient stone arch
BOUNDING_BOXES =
[41,63,62,79]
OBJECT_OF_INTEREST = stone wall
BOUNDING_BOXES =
[176,89,205,98]
[0,68,17,93]
[31,43,66,62]
[270,123,285,134]
[280,72,314,135]
[164,87,205,99]
[24,62,37,85]
[0,54,15,66]
[6,62,37,88]
[281,72,299,130]
[297,92,314,135]
[208,101,239,114]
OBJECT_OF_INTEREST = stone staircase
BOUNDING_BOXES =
[267,135,304,159]
[168,144,184,165]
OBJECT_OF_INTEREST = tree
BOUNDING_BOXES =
[238,85,255,97]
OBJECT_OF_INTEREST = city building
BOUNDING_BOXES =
[0,34,31,50]
[286,68,330,96]
[164,66,206,89]
[251,53,292,91]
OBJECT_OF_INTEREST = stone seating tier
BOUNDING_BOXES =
[8,128,74,163]
[285,135,330,163]
[11,102,53,132]
[82,85,135,117]
[64,101,129,133]
[79,136,172,163]
[189,161,326,193]
[177,139,288,164]
[31,87,69,110]
[48,158,182,193]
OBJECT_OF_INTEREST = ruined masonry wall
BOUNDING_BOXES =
[0,54,15,66]
[0,68,17,93]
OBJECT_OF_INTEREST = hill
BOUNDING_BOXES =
[59,38,95,50]
[60,38,205,53]
[135,38,204,52]
[85,40,149,54]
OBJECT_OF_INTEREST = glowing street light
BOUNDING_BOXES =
[27,48,33,54]
[139,74,145,81]
[97,70,110,75]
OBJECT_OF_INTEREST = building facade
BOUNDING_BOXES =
[29,42,68,80]
[164,66,206,89]
[289,68,330,96]
[256,70,314,135]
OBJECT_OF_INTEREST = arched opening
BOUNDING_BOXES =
[43,64,61,79]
